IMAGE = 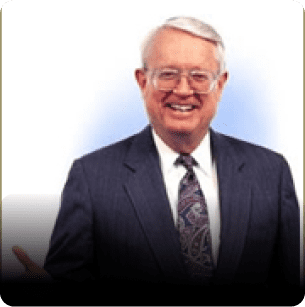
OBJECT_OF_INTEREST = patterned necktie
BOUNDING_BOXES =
[175,154,214,284]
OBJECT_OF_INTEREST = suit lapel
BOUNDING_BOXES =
[123,126,187,281]
[123,126,252,284]
[210,130,252,285]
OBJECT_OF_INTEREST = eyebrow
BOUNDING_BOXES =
[157,65,214,72]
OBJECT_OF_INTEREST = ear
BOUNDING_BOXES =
[217,71,229,92]
[135,69,148,91]
[214,71,229,102]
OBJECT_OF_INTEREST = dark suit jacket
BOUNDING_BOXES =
[43,125,301,304]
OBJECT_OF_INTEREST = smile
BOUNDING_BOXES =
[165,103,196,112]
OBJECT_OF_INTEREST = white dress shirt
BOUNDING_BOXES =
[152,129,221,265]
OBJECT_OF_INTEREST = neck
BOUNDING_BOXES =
[154,128,208,154]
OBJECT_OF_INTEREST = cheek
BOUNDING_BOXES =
[143,90,162,121]
[144,89,163,111]
[200,97,219,120]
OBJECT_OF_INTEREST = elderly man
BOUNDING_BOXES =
[11,17,300,305]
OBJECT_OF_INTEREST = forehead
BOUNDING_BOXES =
[148,28,218,70]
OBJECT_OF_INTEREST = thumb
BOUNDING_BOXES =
[12,245,38,271]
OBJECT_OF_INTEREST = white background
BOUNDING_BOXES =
[1,0,304,283]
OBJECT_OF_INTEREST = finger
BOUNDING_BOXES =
[12,246,50,278]
[12,246,36,270]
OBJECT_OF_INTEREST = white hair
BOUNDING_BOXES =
[141,16,226,73]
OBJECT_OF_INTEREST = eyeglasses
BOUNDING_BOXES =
[148,68,220,94]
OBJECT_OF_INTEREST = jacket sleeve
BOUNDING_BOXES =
[43,159,96,282]
[276,156,301,289]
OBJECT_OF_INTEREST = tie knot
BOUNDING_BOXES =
[175,154,198,171]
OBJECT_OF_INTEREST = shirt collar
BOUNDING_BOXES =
[152,129,214,177]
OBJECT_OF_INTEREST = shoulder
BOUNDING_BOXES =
[63,126,154,191]
[211,130,286,169]
[81,134,135,163]
[70,126,152,174]
[75,132,138,171]
[64,133,137,187]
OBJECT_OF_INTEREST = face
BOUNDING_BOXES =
[136,28,228,143]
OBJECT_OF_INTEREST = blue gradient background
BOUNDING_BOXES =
[78,67,274,156]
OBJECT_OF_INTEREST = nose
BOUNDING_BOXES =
[173,75,193,96]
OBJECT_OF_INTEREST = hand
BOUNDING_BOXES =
[12,246,51,281]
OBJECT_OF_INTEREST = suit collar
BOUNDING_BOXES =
[124,126,246,172]
[210,128,246,172]
[123,125,156,171]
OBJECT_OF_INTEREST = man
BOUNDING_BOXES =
[11,17,301,305]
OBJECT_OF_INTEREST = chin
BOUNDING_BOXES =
[167,126,195,137]
[165,122,209,139]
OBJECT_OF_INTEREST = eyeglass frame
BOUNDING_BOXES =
[143,67,222,94]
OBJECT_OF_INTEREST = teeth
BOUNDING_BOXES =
[169,104,194,112]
